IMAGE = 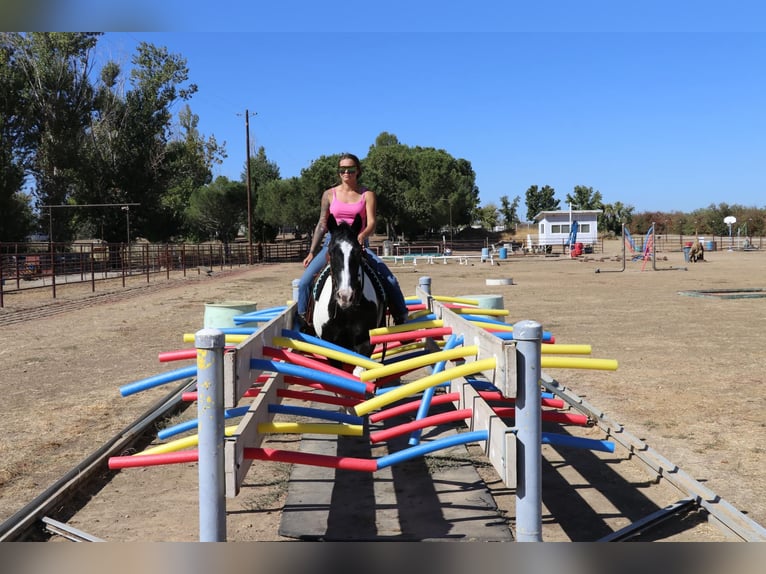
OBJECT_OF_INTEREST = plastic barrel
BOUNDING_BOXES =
[498,247,508,259]
[481,247,489,262]
[460,294,506,323]
[204,301,259,328]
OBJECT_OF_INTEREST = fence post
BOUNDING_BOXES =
[195,327,227,542]
[513,319,543,541]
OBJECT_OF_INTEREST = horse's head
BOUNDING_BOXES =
[327,213,364,310]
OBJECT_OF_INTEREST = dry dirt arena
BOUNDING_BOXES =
[0,239,764,543]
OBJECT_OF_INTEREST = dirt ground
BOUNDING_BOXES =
[0,239,764,542]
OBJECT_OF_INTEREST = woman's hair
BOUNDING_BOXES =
[338,152,362,177]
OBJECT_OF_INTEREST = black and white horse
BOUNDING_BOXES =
[313,214,386,358]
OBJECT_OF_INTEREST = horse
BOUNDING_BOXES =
[689,239,705,263]
[311,213,386,358]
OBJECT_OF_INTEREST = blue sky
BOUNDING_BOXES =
[15,3,766,219]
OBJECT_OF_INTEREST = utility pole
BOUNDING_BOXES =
[242,109,257,265]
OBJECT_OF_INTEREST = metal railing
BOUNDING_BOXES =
[0,240,309,307]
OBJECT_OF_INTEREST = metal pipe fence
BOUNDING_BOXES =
[0,240,309,307]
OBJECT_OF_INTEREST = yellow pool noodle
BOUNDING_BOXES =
[183,333,248,344]
[540,344,592,355]
[432,295,480,305]
[354,357,497,416]
[450,307,509,317]
[360,345,479,382]
[137,425,238,455]
[541,356,618,370]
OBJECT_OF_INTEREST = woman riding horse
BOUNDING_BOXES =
[296,153,409,333]
[312,213,386,357]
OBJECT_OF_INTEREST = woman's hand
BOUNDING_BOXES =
[303,253,314,267]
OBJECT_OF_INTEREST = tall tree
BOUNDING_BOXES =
[499,195,521,230]
[245,146,281,242]
[8,32,101,241]
[117,42,197,241]
[162,104,226,239]
[185,176,245,245]
[565,185,603,210]
[0,34,35,240]
[525,185,559,221]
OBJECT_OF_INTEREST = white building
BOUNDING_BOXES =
[533,209,601,248]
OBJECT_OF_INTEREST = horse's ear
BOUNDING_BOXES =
[327,214,338,232]
[352,213,363,234]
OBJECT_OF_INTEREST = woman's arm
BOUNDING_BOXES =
[303,189,332,267]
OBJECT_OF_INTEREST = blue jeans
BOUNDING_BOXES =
[297,237,408,320]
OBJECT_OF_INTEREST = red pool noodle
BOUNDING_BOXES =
[109,447,378,472]
[370,392,461,422]
[109,450,199,469]
[369,327,452,345]
[245,447,377,472]
[263,346,361,381]
[369,409,474,443]
[493,407,589,425]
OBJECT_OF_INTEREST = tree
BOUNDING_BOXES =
[525,185,559,221]
[243,146,282,242]
[364,143,418,238]
[477,203,500,230]
[0,34,35,240]
[185,176,245,244]
[565,185,603,211]
[600,201,634,235]
[499,195,521,230]
[161,104,226,239]
[256,177,315,237]
[115,41,197,241]
[8,32,101,241]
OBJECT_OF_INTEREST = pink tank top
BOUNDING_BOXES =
[330,188,367,228]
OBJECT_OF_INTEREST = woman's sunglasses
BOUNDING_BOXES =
[338,167,358,174]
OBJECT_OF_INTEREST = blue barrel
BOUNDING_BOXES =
[498,247,508,259]
[481,247,489,261]
[705,240,715,251]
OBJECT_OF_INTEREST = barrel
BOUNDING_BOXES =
[204,301,259,328]
[498,247,508,259]
[481,247,489,262]
[705,240,715,251]
[461,294,506,323]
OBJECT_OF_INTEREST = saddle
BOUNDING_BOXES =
[304,253,387,330]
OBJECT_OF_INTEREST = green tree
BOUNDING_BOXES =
[477,203,500,230]
[117,41,197,241]
[499,195,521,230]
[161,104,225,239]
[364,142,418,238]
[600,201,634,235]
[244,146,281,242]
[257,177,316,236]
[7,32,101,241]
[525,185,559,220]
[0,34,35,240]
[185,176,245,244]
[565,185,603,210]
